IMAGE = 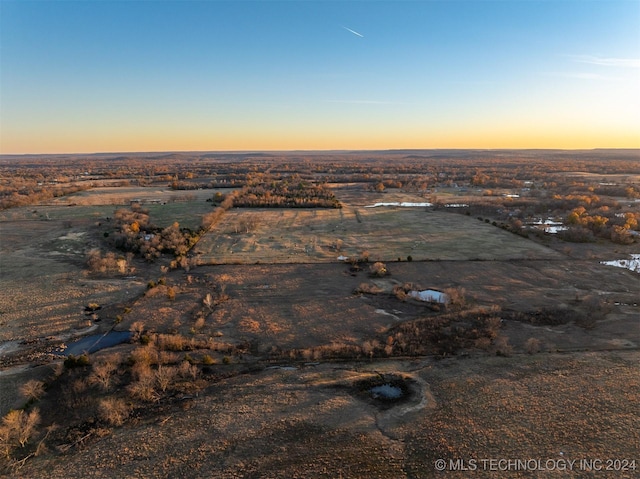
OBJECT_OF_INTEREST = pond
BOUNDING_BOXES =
[370,383,404,399]
[56,331,133,356]
[601,254,640,273]
[408,289,449,304]
[365,202,433,208]
[529,218,568,234]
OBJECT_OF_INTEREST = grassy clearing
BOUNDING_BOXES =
[135,202,213,230]
[197,207,563,264]
[13,352,640,479]
[0,211,146,344]
[49,186,218,206]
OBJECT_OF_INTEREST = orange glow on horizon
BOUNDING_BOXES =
[2,123,639,155]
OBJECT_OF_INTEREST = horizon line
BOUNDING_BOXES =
[2,147,639,157]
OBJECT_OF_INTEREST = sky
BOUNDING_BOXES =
[1,0,639,154]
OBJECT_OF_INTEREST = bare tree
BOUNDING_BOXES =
[0,408,40,455]
[98,398,130,426]
[88,356,119,391]
[19,380,45,403]
[155,365,177,392]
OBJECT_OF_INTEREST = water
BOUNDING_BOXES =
[529,218,568,234]
[601,254,640,273]
[57,331,133,356]
[365,202,433,208]
[409,289,449,304]
[370,384,403,399]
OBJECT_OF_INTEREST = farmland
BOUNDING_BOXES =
[0,150,639,477]
[196,201,563,264]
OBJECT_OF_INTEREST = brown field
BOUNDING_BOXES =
[107,260,638,354]
[1,154,639,478]
[49,185,218,206]
[14,351,640,478]
[197,189,562,264]
[0,217,145,343]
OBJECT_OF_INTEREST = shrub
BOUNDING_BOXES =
[444,287,466,310]
[202,354,215,365]
[493,335,513,356]
[127,379,158,402]
[203,293,213,310]
[194,315,206,330]
[166,287,176,301]
[156,334,187,351]
[393,285,408,301]
[130,321,145,339]
[98,398,130,426]
[354,283,383,294]
[64,354,90,369]
[524,337,542,354]
[129,345,159,366]
[179,360,199,380]
[369,262,387,277]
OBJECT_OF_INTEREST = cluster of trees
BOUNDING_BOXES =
[562,207,639,244]
[233,179,341,208]
[109,206,197,261]
[0,182,89,209]
[384,308,508,357]
[169,176,245,190]
[2,150,638,249]
[0,328,238,471]
[201,192,236,230]
[86,250,134,274]
[277,305,510,361]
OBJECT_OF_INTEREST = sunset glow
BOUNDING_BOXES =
[2,1,639,154]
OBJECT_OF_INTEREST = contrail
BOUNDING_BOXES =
[342,26,364,38]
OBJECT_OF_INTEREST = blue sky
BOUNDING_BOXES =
[1,0,639,153]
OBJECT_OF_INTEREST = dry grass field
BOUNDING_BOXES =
[47,186,226,230]
[110,260,638,356]
[197,193,562,264]
[1,174,639,478]
[0,213,145,344]
[15,351,640,478]
[49,186,217,207]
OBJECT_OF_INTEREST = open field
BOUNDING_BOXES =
[14,351,640,478]
[0,151,638,477]
[0,216,146,343]
[197,205,563,264]
[49,186,219,206]
[109,260,638,354]
[47,186,229,230]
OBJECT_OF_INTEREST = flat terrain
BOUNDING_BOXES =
[0,154,639,477]
[16,351,640,478]
[197,189,562,264]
